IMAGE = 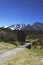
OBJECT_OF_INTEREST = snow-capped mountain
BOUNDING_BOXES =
[2,26,8,28]
[8,24,27,30]
[2,22,43,31]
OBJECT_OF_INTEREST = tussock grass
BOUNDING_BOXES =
[2,48,43,65]
[0,42,16,51]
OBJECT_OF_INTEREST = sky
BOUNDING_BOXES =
[0,0,43,26]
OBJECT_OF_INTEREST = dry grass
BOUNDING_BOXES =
[1,48,43,65]
[0,42,16,51]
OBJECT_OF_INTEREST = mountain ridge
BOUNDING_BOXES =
[2,22,43,31]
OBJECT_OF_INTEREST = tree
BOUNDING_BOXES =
[17,31,26,45]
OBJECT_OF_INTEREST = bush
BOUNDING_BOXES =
[31,39,43,49]
[26,44,31,49]
[17,31,26,42]
[14,41,21,46]
[32,40,38,46]
[37,39,43,46]
[0,39,3,42]
[37,39,43,48]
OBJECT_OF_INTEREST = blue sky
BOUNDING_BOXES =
[0,0,43,26]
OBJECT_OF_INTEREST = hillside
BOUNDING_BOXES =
[0,27,43,42]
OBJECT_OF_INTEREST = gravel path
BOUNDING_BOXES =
[0,43,30,63]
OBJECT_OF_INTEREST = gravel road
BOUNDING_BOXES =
[0,43,30,63]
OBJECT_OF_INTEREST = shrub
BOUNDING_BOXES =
[32,40,38,46]
[37,39,43,46]
[37,39,43,48]
[26,44,31,49]
[17,31,26,42]
[31,39,43,49]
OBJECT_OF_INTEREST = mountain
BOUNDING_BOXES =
[2,26,8,28]
[2,22,43,31]
[31,22,43,31]
[7,24,26,30]
[22,24,31,30]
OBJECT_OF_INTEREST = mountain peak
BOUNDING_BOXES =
[31,22,43,31]
[33,22,43,25]
[2,22,43,31]
[2,26,8,28]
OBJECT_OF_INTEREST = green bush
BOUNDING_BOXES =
[37,39,43,46]
[26,44,31,49]
[0,39,3,42]
[31,40,38,48]
[37,39,43,48]
[31,39,43,49]
[32,41,38,46]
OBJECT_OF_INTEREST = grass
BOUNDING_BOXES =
[31,48,43,56]
[1,48,43,65]
[0,42,16,51]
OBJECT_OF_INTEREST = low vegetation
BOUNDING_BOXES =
[0,42,16,51]
[0,28,43,50]
[0,28,43,65]
[2,48,43,65]
[31,39,43,49]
